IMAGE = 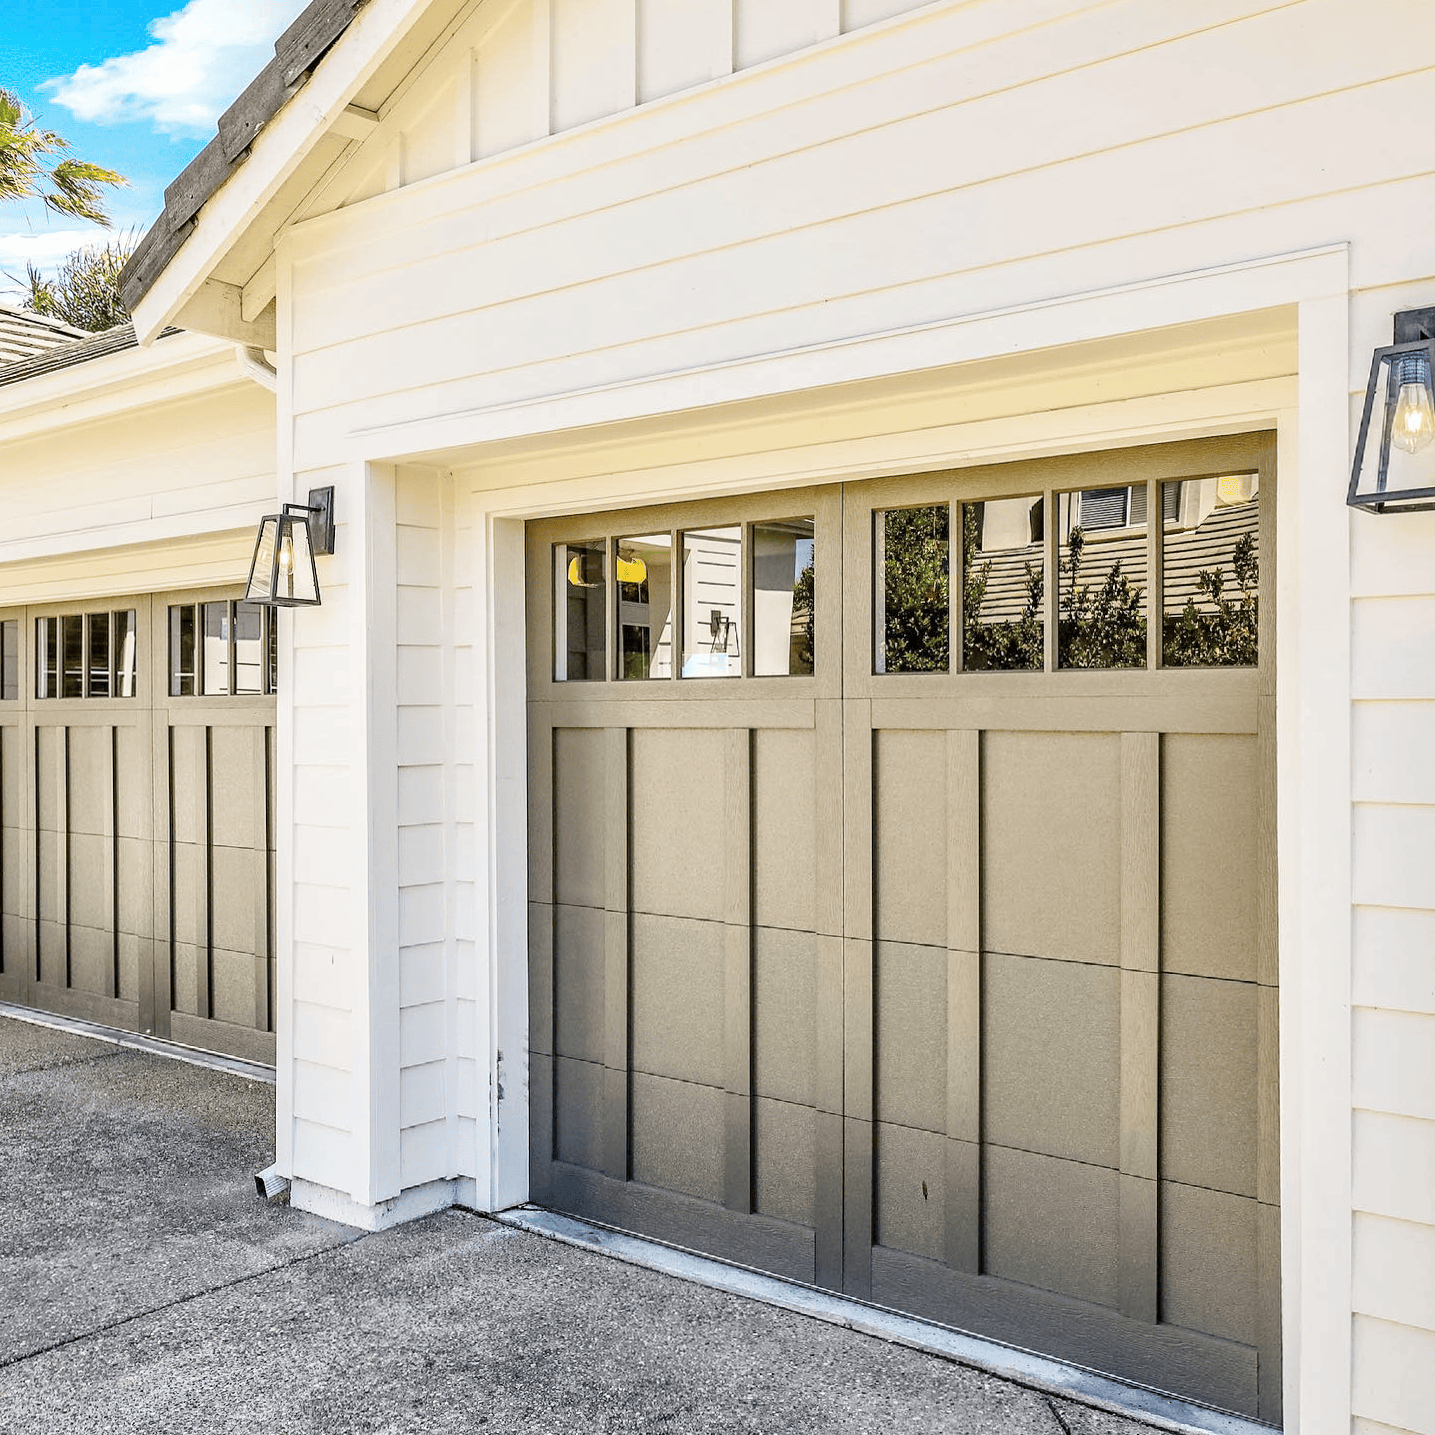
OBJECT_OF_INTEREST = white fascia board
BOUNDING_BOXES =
[0,332,248,443]
[127,0,443,346]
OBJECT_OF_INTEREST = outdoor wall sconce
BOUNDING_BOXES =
[245,487,335,607]
[1349,307,1435,513]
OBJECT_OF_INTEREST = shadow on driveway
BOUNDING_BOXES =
[0,1015,1154,1434]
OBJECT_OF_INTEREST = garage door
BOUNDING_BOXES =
[526,433,1278,1421]
[0,588,277,1065]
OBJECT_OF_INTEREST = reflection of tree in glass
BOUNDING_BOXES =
[1163,532,1258,667]
[883,507,949,671]
[1057,526,1145,668]
[962,505,1043,670]
[792,558,815,672]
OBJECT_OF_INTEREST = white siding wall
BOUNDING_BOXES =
[274,0,1435,1419]
[0,348,275,600]
[1350,514,1435,1435]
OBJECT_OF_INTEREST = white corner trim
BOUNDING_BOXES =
[290,1175,469,1231]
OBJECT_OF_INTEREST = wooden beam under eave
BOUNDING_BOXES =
[241,256,278,323]
[331,103,380,141]
[176,278,278,349]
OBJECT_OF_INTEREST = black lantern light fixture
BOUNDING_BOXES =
[1349,307,1435,513]
[245,487,335,607]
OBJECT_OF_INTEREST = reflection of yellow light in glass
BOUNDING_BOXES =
[1216,473,1258,506]
[616,554,647,585]
[567,554,603,588]
[1391,356,1435,455]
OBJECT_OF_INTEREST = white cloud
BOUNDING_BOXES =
[42,0,309,136]
[0,227,104,273]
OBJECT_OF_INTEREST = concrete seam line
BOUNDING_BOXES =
[490,1207,1266,1435]
[1046,1394,1076,1435]
[1,1049,128,1079]
[0,1004,277,1085]
[0,1236,364,1373]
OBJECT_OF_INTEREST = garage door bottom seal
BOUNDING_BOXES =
[491,1205,1272,1435]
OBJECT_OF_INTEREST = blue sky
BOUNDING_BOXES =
[1,0,307,291]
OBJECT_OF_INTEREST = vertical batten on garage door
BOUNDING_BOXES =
[723,726,753,1215]
[1118,730,1159,1326]
[602,723,630,1183]
[944,727,980,1276]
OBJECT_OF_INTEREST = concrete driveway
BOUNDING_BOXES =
[0,1013,1157,1434]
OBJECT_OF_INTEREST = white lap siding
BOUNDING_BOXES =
[1349,518,1435,1435]
[266,0,1435,1414]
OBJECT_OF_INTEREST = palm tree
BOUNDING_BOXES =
[0,88,125,226]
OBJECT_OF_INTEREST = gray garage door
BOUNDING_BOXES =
[0,588,277,1065]
[526,433,1279,1421]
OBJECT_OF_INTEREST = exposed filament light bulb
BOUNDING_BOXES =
[1391,353,1435,455]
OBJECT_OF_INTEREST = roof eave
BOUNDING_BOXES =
[125,0,435,346]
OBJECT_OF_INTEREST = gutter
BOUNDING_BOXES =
[237,343,278,391]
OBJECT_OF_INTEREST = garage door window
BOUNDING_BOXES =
[169,600,277,696]
[876,504,950,673]
[35,610,137,699]
[0,621,17,701]
[962,496,1044,671]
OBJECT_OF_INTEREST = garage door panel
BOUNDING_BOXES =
[114,723,150,840]
[37,919,67,984]
[983,952,1120,1169]
[65,728,113,837]
[982,731,1121,965]
[209,728,266,850]
[552,903,605,1064]
[2,826,24,914]
[170,842,207,947]
[874,940,946,1133]
[116,836,151,936]
[752,925,816,1107]
[35,729,63,833]
[753,1095,817,1228]
[630,1070,726,1202]
[210,844,264,955]
[171,939,203,1017]
[211,946,261,1030]
[168,726,208,847]
[874,1121,946,1261]
[630,728,724,922]
[67,832,111,931]
[984,1144,1120,1308]
[553,727,606,910]
[631,912,724,1087]
[1161,974,1258,1198]
[1162,734,1260,983]
[66,923,112,996]
[117,931,143,1004]
[873,730,947,948]
[752,729,815,932]
[528,441,1277,1418]
[1161,1181,1258,1347]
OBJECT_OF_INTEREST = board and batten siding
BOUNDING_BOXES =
[267,0,1435,1420]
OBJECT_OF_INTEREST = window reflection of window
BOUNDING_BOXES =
[554,541,606,682]
[0,620,17,701]
[962,496,1043,671]
[616,535,673,680]
[753,518,814,677]
[681,527,742,678]
[168,600,277,696]
[1162,478,1259,668]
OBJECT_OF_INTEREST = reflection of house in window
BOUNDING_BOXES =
[682,527,741,677]
[617,535,674,680]
[966,475,1260,631]
[753,519,814,677]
